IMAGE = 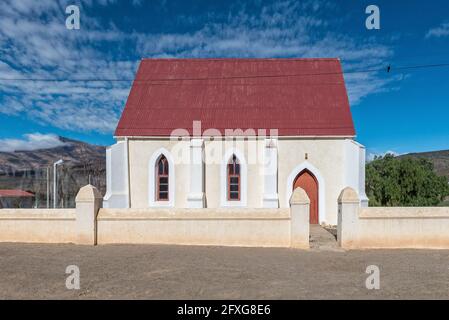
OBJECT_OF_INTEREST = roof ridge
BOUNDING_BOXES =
[141,58,340,62]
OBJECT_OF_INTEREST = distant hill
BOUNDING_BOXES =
[399,149,449,181]
[0,137,106,208]
[0,136,105,174]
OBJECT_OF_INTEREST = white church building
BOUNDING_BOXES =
[103,58,368,225]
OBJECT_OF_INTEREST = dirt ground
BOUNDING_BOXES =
[0,243,448,299]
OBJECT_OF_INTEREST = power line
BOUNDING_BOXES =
[0,62,448,83]
[393,63,449,71]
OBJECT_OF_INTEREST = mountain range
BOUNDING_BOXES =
[0,136,105,174]
[0,137,106,208]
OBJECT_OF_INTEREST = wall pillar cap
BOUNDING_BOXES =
[76,184,102,202]
[338,187,360,204]
[289,187,310,205]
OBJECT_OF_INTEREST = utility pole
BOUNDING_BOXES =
[46,167,50,208]
[53,159,64,208]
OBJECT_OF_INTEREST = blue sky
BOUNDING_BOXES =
[0,0,448,158]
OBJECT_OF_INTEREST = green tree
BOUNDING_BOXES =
[366,154,449,206]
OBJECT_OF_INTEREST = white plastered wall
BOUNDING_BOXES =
[128,139,190,208]
[204,139,266,208]
[103,140,129,208]
[343,139,369,207]
[105,137,367,225]
[278,139,348,225]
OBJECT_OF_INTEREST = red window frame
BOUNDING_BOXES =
[227,155,240,201]
[156,156,169,201]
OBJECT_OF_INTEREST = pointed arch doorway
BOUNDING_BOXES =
[293,169,319,224]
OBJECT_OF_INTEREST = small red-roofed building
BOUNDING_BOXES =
[0,190,35,208]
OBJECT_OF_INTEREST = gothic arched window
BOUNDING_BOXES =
[227,154,240,201]
[156,155,169,201]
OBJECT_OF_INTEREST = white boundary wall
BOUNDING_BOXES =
[0,185,310,249]
[97,208,291,247]
[0,209,76,243]
[338,187,449,249]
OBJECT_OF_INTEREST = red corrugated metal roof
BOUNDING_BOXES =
[0,190,34,197]
[115,58,355,137]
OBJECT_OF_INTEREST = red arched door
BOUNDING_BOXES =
[293,170,319,224]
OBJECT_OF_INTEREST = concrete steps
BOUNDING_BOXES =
[309,225,343,251]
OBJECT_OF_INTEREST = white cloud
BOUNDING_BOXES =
[0,0,137,133]
[367,150,403,162]
[0,0,397,135]
[0,133,67,152]
[426,22,449,38]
